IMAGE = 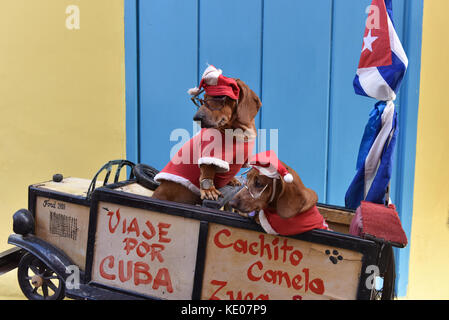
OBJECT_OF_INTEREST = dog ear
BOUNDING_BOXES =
[234,79,262,126]
[276,163,318,219]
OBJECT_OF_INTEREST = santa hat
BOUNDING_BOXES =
[249,151,293,183]
[188,65,240,100]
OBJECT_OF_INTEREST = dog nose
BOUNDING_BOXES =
[193,110,204,122]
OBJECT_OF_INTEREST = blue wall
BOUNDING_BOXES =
[125,0,423,297]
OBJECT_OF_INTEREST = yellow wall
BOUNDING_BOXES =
[0,0,126,299]
[0,0,448,301]
[406,0,449,299]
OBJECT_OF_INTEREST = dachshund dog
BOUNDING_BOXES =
[229,154,329,236]
[152,66,261,205]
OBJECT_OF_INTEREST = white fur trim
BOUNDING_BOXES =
[188,87,201,96]
[283,173,293,183]
[198,157,230,172]
[258,210,278,235]
[202,65,222,85]
[154,172,200,195]
[256,166,280,179]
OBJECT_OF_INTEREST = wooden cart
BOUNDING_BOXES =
[0,160,400,300]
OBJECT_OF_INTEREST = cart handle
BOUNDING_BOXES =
[87,159,136,200]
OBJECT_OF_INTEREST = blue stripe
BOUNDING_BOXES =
[366,108,398,203]
[344,165,366,209]
[345,101,391,210]
[356,101,387,170]
[353,74,369,97]
[376,51,407,94]
[384,0,394,24]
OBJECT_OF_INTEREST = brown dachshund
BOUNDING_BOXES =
[152,68,261,205]
[229,158,329,236]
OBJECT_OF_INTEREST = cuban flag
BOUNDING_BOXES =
[345,0,406,209]
[345,101,398,209]
[353,0,408,101]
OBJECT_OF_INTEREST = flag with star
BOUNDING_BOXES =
[353,0,408,101]
[345,0,408,210]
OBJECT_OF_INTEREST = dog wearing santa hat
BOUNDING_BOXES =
[152,65,261,204]
[229,151,329,236]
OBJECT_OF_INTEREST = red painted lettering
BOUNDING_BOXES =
[292,274,303,290]
[259,235,272,260]
[309,278,325,295]
[214,229,233,249]
[303,268,309,293]
[123,237,138,255]
[99,255,115,280]
[280,239,293,263]
[136,241,151,258]
[234,239,247,253]
[249,242,258,255]
[150,243,165,263]
[134,262,152,286]
[127,218,140,237]
[152,268,173,293]
[107,209,120,234]
[142,220,156,240]
[118,260,132,282]
[158,223,171,243]
[209,280,227,300]
[290,250,303,266]
[247,261,263,282]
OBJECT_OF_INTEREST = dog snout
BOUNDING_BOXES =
[193,109,205,122]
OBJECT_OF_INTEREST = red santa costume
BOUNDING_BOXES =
[249,151,329,236]
[154,65,255,194]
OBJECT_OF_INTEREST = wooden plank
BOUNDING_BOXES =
[201,223,363,300]
[91,202,201,300]
[317,205,354,226]
[125,0,139,164]
[199,0,262,127]
[138,0,199,170]
[33,177,102,198]
[34,196,90,269]
[261,0,333,202]
[326,1,375,206]
[114,182,154,198]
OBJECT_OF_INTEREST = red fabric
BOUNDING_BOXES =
[249,150,290,178]
[263,206,329,236]
[351,201,408,246]
[358,0,392,68]
[199,75,240,100]
[156,128,254,193]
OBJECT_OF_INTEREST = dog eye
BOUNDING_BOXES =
[254,178,263,188]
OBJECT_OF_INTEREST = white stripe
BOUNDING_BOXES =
[387,14,408,67]
[363,101,395,198]
[154,172,200,195]
[198,157,230,172]
[258,210,278,235]
[357,67,396,101]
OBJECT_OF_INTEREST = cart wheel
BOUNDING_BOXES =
[17,252,65,300]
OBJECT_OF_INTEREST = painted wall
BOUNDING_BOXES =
[0,0,447,300]
[126,0,422,297]
[406,0,449,299]
[0,0,126,299]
